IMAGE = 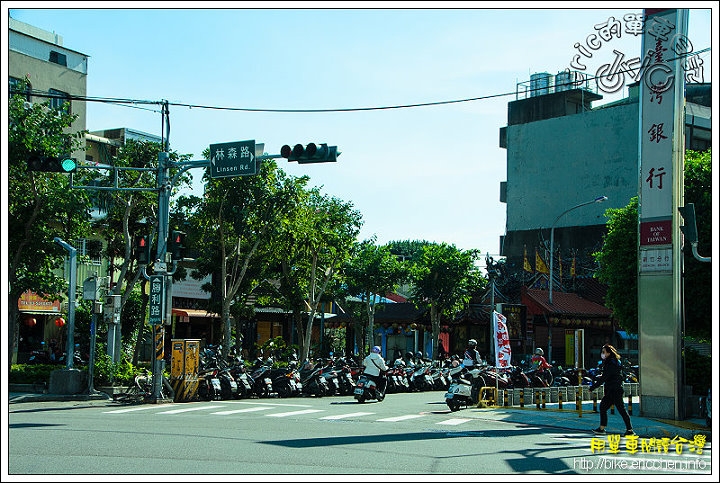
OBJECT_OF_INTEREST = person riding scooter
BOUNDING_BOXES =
[362,346,389,397]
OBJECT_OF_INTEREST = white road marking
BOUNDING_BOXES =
[210,407,274,415]
[436,418,472,425]
[266,409,326,417]
[319,412,375,420]
[156,405,226,414]
[103,405,178,414]
[376,414,425,422]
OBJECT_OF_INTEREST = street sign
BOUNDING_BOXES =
[149,275,165,325]
[209,140,257,178]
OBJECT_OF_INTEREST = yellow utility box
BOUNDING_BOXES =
[170,339,200,402]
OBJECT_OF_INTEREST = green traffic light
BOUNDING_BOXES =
[60,157,77,172]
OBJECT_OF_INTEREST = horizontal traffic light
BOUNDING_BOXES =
[27,152,77,173]
[280,143,339,164]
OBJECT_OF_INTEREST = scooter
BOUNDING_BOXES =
[354,373,386,403]
[444,364,484,411]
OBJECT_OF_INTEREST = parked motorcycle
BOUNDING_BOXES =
[270,363,303,398]
[354,373,385,403]
[444,364,484,411]
[299,360,330,397]
[227,357,254,399]
[249,360,276,398]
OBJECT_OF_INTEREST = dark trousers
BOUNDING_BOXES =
[599,389,632,430]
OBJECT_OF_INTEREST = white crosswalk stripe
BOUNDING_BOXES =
[104,405,179,414]
[210,406,274,415]
[436,418,472,425]
[319,412,375,420]
[156,405,226,414]
[266,409,326,417]
[376,414,425,422]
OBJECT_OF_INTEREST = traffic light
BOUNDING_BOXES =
[135,235,151,265]
[168,230,186,261]
[678,203,698,244]
[280,143,339,164]
[27,152,77,173]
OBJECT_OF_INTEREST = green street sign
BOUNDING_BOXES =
[209,140,257,178]
[149,275,164,325]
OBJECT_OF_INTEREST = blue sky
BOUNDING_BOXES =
[4,3,715,258]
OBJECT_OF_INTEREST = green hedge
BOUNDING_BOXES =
[684,346,711,395]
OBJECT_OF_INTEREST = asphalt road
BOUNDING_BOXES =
[7,390,714,478]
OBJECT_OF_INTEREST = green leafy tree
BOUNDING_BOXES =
[408,243,483,360]
[594,148,711,338]
[342,239,410,355]
[593,197,639,332]
[187,158,307,360]
[8,79,91,367]
[274,189,362,363]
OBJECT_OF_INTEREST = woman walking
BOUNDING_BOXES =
[589,344,635,436]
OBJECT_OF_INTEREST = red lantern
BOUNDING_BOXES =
[55,317,66,328]
[25,317,37,327]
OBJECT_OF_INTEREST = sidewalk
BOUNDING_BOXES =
[8,390,711,443]
[469,396,712,443]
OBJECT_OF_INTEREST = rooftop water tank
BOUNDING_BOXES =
[529,72,551,97]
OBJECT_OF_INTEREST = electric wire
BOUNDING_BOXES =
[11,46,711,115]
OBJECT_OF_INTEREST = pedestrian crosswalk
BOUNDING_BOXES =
[101,401,480,426]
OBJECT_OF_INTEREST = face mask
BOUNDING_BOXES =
[601,353,607,360]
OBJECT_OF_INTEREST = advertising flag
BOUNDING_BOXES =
[523,246,533,273]
[535,249,549,274]
[492,311,512,368]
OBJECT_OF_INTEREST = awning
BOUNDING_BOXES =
[616,330,638,340]
[172,308,220,321]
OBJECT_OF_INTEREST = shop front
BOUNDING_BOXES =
[17,290,66,363]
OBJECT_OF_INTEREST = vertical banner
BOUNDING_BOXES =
[492,311,512,368]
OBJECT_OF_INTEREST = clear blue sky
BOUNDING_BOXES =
[4,3,715,257]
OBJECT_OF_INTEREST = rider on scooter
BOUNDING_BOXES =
[363,346,389,396]
[462,339,484,369]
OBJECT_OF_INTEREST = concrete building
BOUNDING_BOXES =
[497,71,711,366]
[8,18,88,160]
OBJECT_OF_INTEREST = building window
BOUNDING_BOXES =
[9,77,32,101]
[49,50,67,66]
[49,88,71,114]
[74,239,103,266]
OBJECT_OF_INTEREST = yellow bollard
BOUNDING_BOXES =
[519,388,525,408]
[535,389,541,409]
[504,389,509,407]
[541,389,546,409]
[592,391,598,412]
[628,394,632,415]
[558,388,563,410]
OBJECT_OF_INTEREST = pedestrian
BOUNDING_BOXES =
[362,346,389,396]
[589,344,635,436]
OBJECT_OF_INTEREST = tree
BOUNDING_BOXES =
[274,189,362,363]
[593,197,639,332]
[593,148,712,338]
[92,138,192,361]
[8,80,92,367]
[408,243,483,361]
[187,158,307,360]
[342,239,409,355]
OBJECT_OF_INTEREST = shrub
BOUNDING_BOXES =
[684,346,711,395]
[10,364,56,384]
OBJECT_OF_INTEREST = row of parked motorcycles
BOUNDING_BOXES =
[195,346,360,401]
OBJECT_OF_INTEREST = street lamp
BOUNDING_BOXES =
[549,196,607,304]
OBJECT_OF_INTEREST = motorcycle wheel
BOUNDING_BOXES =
[447,399,461,412]
[356,394,366,403]
[276,382,291,398]
[377,391,385,402]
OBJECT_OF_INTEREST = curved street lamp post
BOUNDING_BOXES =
[549,196,608,305]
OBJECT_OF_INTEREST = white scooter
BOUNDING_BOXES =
[444,363,484,411]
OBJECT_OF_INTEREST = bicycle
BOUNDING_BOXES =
[113,371,153,404]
